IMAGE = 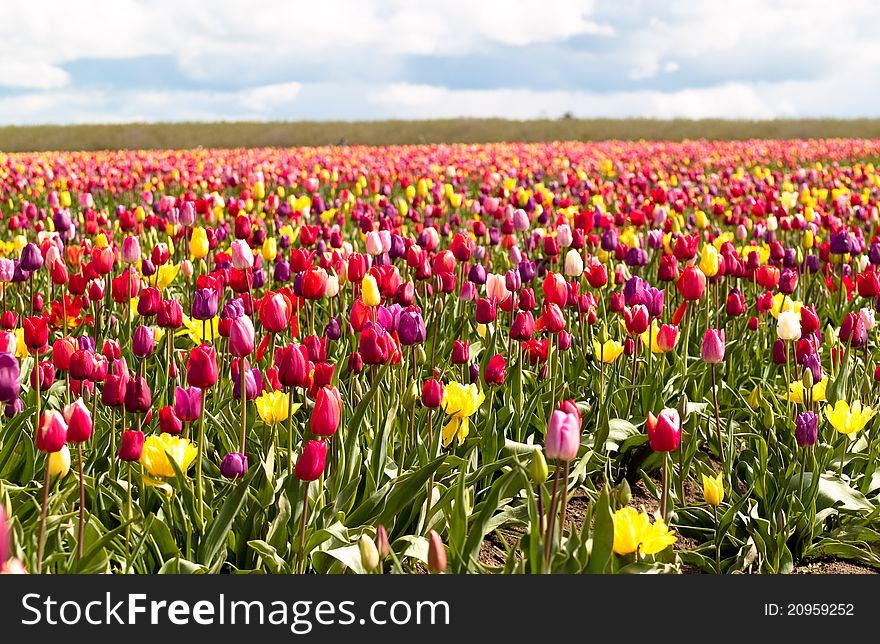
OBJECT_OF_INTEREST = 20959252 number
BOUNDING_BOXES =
[787,603,854,616]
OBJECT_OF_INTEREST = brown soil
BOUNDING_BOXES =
[793,560,878,574]
[476,477,872,574]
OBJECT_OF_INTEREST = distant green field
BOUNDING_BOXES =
[3,118,880,152]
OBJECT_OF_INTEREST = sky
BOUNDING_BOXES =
[0,0,878,124]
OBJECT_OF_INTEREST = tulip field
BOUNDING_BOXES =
[3,139,880,575]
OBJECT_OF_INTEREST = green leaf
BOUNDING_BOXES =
[788,472,873,512]
[588,488,613,574]
[198,475,252,566]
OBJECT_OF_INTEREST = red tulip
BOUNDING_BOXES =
[624,305,649,335]
[23,315,49,353]
[541,272,567,307]
[676,266,706,301]
[646,408,681,452]
[310,386,341,437]
[63,398,93,443]
[36,410,67,453]
[259,291,292,333]
[158,406,183,436]
[295,439,327,481]
[118,430,145,461]
[484,354,506,386]
[186,344,218,389]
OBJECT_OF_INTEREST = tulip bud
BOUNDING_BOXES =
[615,478,632,508]
[220,452,249,478]
[359,533,380,572]
[427,530,447,574]
[529,449,548,485]
[374,525,390,559]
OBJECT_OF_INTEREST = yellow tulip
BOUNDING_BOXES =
[638,517,678,555]
[253,182,265,201]
[60,191,71,207]
[48,445,71,478]
[612,507,649,555]
[155,263,180,292]
[140,434,198,479]
[362,275,381,307]
[441,382,485,447]
[262,238,277,262]
[592,339,624,364]
[612,506,676,556]
[702,472,724,506]
[176,314,220,346]
[825,400,876,436]
[699,244,720,277]
[255,390,301,426]
[190,227,209,260]
[786,377,828,404]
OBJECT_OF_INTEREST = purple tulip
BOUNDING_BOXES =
[174,386,202,422]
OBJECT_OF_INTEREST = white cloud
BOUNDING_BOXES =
[368,82,803,120]
[1,0,880,121]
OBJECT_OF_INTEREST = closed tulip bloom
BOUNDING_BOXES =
[121,236,141,264]
[676,265,706,301]
[726,289,746,316]
[857,271,880,298]
[30,361,55,390]
[231,240,254,269]
[189,227,209,260]
[276,344,310,388]
[510,310,535,340]
[302,267,328,300]
[451,340,470,364]
[564,249,584,277]
[232,359,262,401]
[132,325,155,358]
[646,408,681,452]
[174,386,202,422]
[36,410,67,453]
[186,343,218,389]
[545,409,580,461]
[655,324,679,352]
[63,398,92,443]
[421,377,444,408]
[542,272,568,306]
[624,305,650,335]
[427,530,447,574]
[0,353,19,403]
[295,439,327,481]
[701,329,726,363]
[777,310,801,341]
[311,386,342,437]
[475,297,497,324]
[702,472,724,506]
[20,243,43,272]
[158,405,183,435]
[484,354,506,386]
[840,311,868,347]
[137,286,161,317]
[101,374,127,407]
[220,452,249,478]
[396,305,426,346]
[157,299,184,328]
[361,275,381,306]
[191,288,219,321]
[795,411,818,447]
[48,445,71,478]
[259,291,292,332]
[229,316,256,356]
[124,375,152,413]
[118,429,145,461]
